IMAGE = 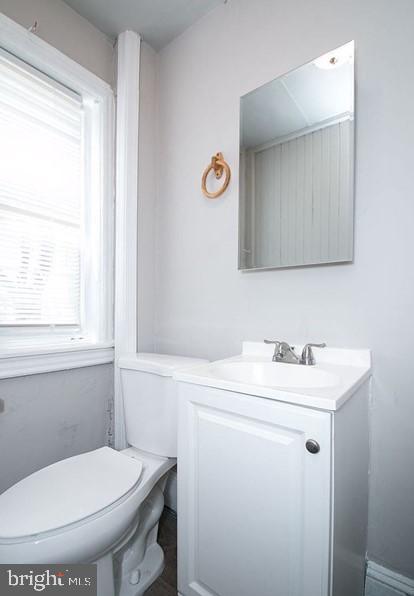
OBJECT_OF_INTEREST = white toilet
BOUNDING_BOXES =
[0,353,207,596]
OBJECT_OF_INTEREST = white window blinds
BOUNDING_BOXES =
[0,49,83,326]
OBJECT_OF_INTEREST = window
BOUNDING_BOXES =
[0,21,114,365]
[0,49,83,329]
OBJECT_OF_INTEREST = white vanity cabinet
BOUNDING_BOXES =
[177,376,369,596]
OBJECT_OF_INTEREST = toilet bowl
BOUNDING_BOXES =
[0,352,207,596]
[0,447,174,595]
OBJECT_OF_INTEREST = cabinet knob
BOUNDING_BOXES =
[306,439,320,454]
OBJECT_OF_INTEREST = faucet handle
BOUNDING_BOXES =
[264,339,281,362]
[264,339,282,352]
[301,343,326,366]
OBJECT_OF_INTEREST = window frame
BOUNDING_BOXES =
[0,13,114,377]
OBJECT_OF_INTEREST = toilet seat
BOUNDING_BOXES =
[0,447,143,541]
[0,447,175,566]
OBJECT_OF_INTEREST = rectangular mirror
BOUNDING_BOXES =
[239,42,355,270]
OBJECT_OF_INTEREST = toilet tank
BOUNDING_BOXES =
[118,353,208,458]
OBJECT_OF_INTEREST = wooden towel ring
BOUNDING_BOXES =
[201,152,231,199]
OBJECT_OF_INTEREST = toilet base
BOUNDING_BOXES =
[109,475,168,595]
[96,529,165,596]
[96,553,116,596]
[118,542,164,596]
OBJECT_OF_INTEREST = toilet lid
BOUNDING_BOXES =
[0,447,143,539]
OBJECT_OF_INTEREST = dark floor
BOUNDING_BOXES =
[145,508,177,595]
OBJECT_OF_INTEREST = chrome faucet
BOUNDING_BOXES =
[264,340,326,365]
[264,340,300,364]
[300,343,327,365]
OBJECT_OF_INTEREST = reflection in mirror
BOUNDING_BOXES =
[239,42,354,270]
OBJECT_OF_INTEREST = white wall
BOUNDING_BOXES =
[151,0,414,579]
[0,0,115,493]
[137,41,158,352]
[0,0,114,85]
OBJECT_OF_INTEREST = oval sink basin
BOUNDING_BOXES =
[210,361,339,390]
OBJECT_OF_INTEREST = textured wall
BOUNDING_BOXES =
[0,364,113,493]
[241,119,353,269]
[152,0,414,579]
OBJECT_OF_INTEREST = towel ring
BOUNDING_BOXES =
[201,152,231,199]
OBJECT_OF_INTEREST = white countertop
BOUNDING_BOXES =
[174,342,371,411]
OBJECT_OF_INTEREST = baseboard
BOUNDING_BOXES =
[366,561,414,596]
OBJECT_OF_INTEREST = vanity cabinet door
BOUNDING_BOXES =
[177,384,332,596]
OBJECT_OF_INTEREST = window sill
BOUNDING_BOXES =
[0,342,114,379]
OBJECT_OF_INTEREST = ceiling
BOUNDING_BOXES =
[62,0,224,50]
[241,44,354,149]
